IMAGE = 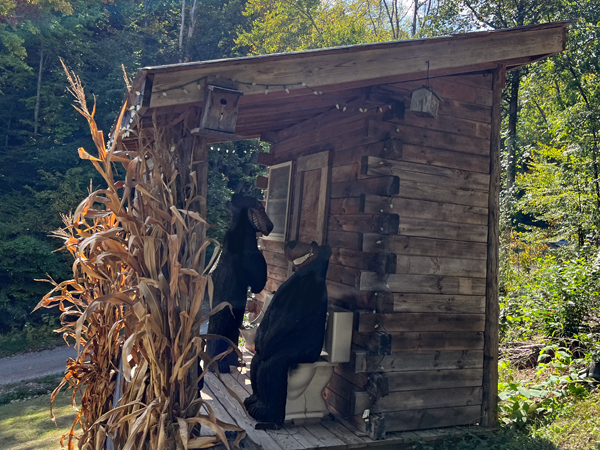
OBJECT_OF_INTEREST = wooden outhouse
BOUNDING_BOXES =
[120,22,569,445]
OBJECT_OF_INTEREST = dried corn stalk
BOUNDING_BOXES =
[35,62,245,450]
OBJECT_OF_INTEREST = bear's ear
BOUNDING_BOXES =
[319,244,332,260]
[231,193,243,207]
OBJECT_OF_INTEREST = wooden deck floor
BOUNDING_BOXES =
[200,351,487,450]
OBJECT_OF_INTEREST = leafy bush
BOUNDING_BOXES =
[500,235,600,340]
[498,346,594,427]
[412,428,558,450]
[0,235,71,334]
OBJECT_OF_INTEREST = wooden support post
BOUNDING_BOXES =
[368,253,397,275]
[378,213,399,235]
[195,136,209,272]
[374,291,394,313]
[368,373,390,398]
[369,414,386,440]
[481,65,503,428]
[191,135,208,396]
[353,330,392,356]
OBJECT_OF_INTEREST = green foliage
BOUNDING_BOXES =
[411,428,557,450]
[0,374,63,405]
[0,317,64,357]
[207,139,267,244]
[0,235,70,332]
[0,141,101,339]
[535,389,600,449]
[498,347,593,428]
[0,0,258,352]
[500,240,600,340]
[508,9,600,240]
[236,0,385,54]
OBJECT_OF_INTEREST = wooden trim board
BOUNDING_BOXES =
[145,24,567,108]
[481,65,503,428]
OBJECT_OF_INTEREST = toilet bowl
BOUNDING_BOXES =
[285,306,353,422]
[239,292,274,352]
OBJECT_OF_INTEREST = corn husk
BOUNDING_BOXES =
[34,61,244,450]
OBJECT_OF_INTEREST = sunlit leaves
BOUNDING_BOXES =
[236,0,392,54]
[516,144,595,242]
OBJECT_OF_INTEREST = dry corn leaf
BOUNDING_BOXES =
[39,64,247,450]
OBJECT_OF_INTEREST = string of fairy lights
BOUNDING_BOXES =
[150,75,397,115]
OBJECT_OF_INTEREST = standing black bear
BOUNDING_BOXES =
[207,194,273,373]
[244,241,331,427]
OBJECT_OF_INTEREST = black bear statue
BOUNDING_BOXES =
[207,194,273,373]
[244,240,331,428]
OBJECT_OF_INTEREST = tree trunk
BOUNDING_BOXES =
[187,0,198,39]
[412,0,418,36]
[179,0,186,62]
[34,51,43,138]
[185,0,198,61]
[143,0,150,27]
[505,68,521,192]
[5,116,10,150]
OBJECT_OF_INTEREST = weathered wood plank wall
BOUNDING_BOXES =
[258,70,496,439]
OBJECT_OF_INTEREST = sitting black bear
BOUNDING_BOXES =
[244,241,331,428]
[207,194,273,373]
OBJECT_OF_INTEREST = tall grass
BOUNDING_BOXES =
[34,62,244,449]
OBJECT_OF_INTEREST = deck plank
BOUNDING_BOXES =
[198,349,491,449]
[333,415,374,442]
[305,423,348,449]
[282,423,324,448]
[218,371,310,449]
[236,351,346,449]
[222,372,310,449]
[266,428,309,450]
[319,420,368,448]
[205,373,283,450]
[200,385,235,432]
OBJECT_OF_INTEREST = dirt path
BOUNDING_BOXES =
[0,346,76,386]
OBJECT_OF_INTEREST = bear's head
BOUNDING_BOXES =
[284,241,332,269]
[231,194,274,236]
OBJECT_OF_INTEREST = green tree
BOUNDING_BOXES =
[0,0,266,349]
[449,1,564,194]
[516,14,600,244]
[236,0,389,54]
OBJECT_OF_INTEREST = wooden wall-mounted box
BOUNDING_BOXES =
[199,85,243,133]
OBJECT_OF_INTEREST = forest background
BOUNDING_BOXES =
[1,0,600,414]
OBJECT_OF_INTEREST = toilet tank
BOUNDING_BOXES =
[323,306,353,363]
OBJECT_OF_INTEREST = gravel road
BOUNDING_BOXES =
[0,346,77,386]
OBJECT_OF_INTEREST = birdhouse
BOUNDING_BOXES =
[410,85,441,118]
[198,84,243,134]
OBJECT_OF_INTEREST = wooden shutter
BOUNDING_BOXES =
[289,150,332,245]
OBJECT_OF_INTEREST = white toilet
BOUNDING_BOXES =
[285,306,353,422]
[239,293,275,351]
[241,298,354,422]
